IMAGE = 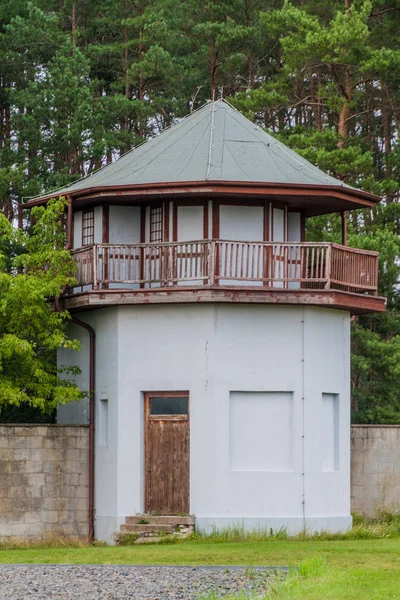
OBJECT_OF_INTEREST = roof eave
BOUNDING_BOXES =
[24,180,380,214]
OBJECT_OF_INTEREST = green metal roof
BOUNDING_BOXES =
[32,100,373,198]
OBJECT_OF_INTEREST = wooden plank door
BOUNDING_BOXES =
[144,392,190,515]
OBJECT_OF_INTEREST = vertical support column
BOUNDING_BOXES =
[66,195,73,250]
[341,211,347,246]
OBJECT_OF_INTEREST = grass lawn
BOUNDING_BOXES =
[0,538,399,598]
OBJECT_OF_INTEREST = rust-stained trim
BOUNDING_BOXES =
[101,205,109,288]
[24,180,380,211]
[172,202,178,241]
[203,201,209,239]
[66,195,73,249]
[263,201,270,241]
[140,206,146,287]
[300,212,306,242]
[70,316,95,544]
[54,299,96,544]
[62,287,386,315]
[102,204,109,243]
[212,200,219,238]
[341,211,347,246]
[163,200,169,242]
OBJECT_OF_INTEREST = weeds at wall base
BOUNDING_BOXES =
[1,512,399,549]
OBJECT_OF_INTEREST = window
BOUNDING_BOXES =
[82,209,94,246]
[150,396,189,415]
[150,206,163,243]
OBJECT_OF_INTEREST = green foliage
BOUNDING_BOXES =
[0,200,84,418]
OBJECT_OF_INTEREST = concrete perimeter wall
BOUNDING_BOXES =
[0,424,399,541]
[351,425,400,517]
[0,425,89,540]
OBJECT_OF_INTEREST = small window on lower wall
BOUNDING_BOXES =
[321,393,339,472]
[229,391,294,472]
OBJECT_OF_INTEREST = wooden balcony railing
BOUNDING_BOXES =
[70,240,379,296]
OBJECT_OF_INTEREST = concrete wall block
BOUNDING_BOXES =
[0,523,13,537]
[25,486,42,499]
[25,511,42,524]
[40,484,59,499]
[61,473,80,486]
[76,436,89,450]
[13,449,31,461]
[0,449,13,461]
[65,449,80,462]
[45,474,63,487]
[26,523,46,537]
[25,436,44,449]
[11,523,27,536]
[58,510,76,524]
[9,437,27,449]
[75,486,89,499]
[79,449,89,463]
[78,497,89,511]
[73,460,88,474]
[79,472,89,487]
[41,511,59,524]
[42,461,61,474]
[27,473,45,487]
[30,449,46,462]
[0,437,9,449]
[26,461,45,474]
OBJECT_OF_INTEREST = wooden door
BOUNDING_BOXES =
[144,392,190,515]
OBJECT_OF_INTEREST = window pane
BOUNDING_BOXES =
[150,396,188,415]
[82,209,94,246]
[150,206,163,243]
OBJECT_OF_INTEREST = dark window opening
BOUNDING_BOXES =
[82,209,94,246]
[150,206,163,243]
[150,396,189,415]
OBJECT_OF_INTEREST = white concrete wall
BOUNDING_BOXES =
[287,212,301,242]
[177,205,204,241]
[59,304,351,542]
[273,208,284,242]
[109,206,141,244]
[219,205,263,240]
[73,211,82,249]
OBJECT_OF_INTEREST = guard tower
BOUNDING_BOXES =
[27,100,385,543]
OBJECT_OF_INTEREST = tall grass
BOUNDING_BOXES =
[167,512,400,545]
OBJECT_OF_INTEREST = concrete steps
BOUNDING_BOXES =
[116,515,195,545]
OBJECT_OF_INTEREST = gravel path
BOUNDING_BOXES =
[0,565,283,599]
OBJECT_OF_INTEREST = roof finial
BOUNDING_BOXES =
[218,86,224,103]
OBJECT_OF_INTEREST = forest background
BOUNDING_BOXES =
[1,0,400,423]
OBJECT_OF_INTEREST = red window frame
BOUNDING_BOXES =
[82,209,94,246]
[150,206,163,243]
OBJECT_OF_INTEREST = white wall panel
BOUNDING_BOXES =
[109,206,141,244]
[321,393,339,472]
[287,212,301,242]
[73,211,82,249]
[219,205,263,241]
[230,392,293,472]
[273,208,284,242]
[177,205,204,241]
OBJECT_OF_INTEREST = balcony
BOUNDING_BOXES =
[66,240,384,314]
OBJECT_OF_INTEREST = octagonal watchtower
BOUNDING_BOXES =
[28,100,385,543]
